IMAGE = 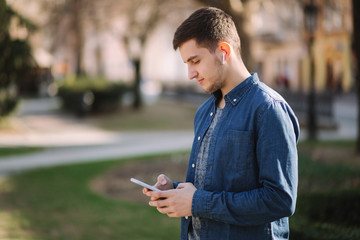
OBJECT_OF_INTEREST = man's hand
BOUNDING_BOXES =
[146,183,197,218]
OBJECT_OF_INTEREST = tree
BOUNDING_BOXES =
[122,0,167,109]
[43,0,199,109]
[117,0,199,109]
[0,0,36,119]
[43,0,93,77]
[74,0,200,109]
[353,0,360,153]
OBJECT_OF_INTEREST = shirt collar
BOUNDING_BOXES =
[212,73,259,106]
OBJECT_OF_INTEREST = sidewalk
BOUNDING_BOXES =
[300,93,358,140]
[0,98,193,176]
[0,131,193,176]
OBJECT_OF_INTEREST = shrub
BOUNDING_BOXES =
[300,190,360,227]
[291,144,360,240]
[0,86,18,118]
[57,77,129,116]
[0,0,36,119]
[291,188,360,239]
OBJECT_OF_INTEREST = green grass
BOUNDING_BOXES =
[0,154,181,240]
[0,147,43,159]
[1,141,360,239]
[290,140,360,240]
[86,100,198,131]
[298,139,356,149]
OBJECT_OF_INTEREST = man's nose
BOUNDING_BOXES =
[188,67,198,80]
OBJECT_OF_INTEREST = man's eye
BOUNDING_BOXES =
[193,60,200,64]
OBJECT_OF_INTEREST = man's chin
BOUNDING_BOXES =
[202,88,212,93]
[201,85,213,93]
[203,86,219,93]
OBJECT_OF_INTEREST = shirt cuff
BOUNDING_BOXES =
[192,190,211,218]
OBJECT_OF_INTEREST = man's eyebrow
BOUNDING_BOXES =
[185,55,198,63]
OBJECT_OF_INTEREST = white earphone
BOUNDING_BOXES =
[222,51,226,65]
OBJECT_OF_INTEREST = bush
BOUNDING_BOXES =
[290,142,360,240]
[57,77,129,116]
[291,191,360,239]
[1,0,36,119]
[291,154,360,239]
[299,190,360,227]
[0,87,18,118]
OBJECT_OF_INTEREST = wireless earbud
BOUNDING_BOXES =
[222,51,226,65]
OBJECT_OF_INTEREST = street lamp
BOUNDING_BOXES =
[304,0,319,140]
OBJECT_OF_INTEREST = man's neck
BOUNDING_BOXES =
[220,60,251,98]
[215,56,251,109]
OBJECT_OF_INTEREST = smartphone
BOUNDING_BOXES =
[130,178,161,191]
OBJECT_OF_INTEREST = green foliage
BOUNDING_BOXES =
[298,190,360,227]
[57,76,129,116]
[290,141,360,240]
[0,90,18,118]
[0,0,36,118]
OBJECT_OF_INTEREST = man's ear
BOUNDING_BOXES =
[219,42,231,62]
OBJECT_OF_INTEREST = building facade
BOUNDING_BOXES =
[245,0,353,93]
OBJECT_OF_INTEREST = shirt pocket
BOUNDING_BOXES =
[221,130,255,171]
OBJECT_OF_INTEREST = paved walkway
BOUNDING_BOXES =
[0,94,358,177]
[0,131,193,176]
[300,93,358,140]
[0,98,193,176]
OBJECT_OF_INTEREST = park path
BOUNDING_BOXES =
[0,98,193,176]
[0,130,193,176]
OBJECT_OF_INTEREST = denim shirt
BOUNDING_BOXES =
[177,73,300,240]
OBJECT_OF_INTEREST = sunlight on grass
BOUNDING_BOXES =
[0,147,43,159]
[86,100,199,131]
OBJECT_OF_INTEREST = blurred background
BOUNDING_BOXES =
[0,0,357,134]
[0,0,359,239]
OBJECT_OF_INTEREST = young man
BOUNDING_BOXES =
[144,7,300,240]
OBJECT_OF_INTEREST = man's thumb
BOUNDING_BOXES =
[158,174,167,185]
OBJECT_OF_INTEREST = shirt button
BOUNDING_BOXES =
[185,216,189,219]
[192,163,195,168]
[233,98,237,102]
[198,136,201,141]
[210,112,213,117]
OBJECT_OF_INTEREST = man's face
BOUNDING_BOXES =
[179,39,225,93]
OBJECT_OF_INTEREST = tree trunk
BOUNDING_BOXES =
[73,0,84,77]
[353,0,360,153]
[132,59,142,109]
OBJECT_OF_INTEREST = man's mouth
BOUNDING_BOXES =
[197,78,204,85]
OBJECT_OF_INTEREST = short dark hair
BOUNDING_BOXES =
[173,7,241,55]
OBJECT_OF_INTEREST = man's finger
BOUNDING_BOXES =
[142,188,149,195]
[177,182,191,189]
[149,198,169,208]
[146,190,161,198]
[146,189,174,198]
